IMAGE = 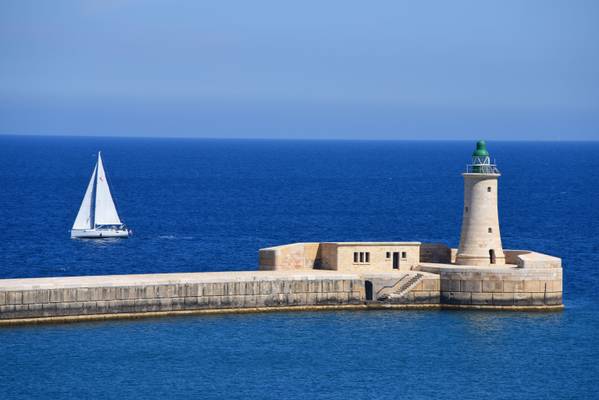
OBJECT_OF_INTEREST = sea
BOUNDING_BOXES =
[0,136,598,399]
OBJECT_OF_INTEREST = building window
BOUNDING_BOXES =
[354,251,371,264]
[488,227,493,233]
[487,187,492,192]
[401,252,407,259]
[386,252,391,259]
[465,206,469,213]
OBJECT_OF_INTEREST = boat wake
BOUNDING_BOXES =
[158,235,194,240]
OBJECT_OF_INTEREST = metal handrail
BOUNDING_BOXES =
[465,157,500,174]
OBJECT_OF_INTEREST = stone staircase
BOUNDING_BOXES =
[377,272,424,301]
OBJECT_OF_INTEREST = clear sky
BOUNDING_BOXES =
[1,0,598,140]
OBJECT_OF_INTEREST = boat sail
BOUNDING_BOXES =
[71,152,130,238]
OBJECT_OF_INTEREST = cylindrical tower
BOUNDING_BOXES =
[455,141,505,266]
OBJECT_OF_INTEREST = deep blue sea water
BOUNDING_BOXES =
[1,136,598,399]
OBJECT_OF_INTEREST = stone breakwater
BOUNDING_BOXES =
[0,263,562,326]
[0,271,365,325]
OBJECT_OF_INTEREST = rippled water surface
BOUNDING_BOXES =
[1,137,598,399]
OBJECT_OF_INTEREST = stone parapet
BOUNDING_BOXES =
[507,250,562,269]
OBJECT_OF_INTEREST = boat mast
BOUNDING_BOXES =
[90,152,100,228]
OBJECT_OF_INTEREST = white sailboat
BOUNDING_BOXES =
[71,152,131,239]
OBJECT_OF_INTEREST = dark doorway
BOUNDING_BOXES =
[365,281,373,301]
[392,252,400,269]
[489,249,496,264]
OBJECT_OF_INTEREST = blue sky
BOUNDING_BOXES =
[1,0,598,140]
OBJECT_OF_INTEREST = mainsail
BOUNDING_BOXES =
[72,164,97,230]
[94,152,122,226]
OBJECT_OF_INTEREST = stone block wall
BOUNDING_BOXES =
[258,243,322,271]
[0,273,363,322]
[409,276,442,305]
[319,243,338,270]
[420,243,451,263]
[418,264,563,307]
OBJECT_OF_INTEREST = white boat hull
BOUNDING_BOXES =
[71,228,130,239]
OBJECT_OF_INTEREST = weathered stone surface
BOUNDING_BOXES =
[471,292,493,305]
[461,280,482,293]
[0,305,16,316]
[548,280,562,292]
[414,291,439,304]
[421,279,439,291]
[482,280,503,293]
[63,289,78,302]
[77,288,92,302]
[349,291,362,303]
[441,280,461,292]
[101,287,117,301]
[22,290,49,304]
[308,280,321,293]
[503,280,525,293]
[545,292,562,306]
[260,282,272,296]
[492,293,514,306]
[27,303,43,312]
[442,291,472,305]
[514,293,533,305]
[523,280,541,292]
[6,291,23,305]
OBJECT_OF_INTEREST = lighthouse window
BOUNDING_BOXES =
[488,227,493,233]
[465,206,469,213]
[487,187,492,192]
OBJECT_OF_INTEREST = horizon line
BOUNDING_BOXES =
[0,133,598,142]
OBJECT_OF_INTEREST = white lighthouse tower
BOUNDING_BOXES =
[455,140,505,266]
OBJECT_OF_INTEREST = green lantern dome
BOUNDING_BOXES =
[472,140,489,157]
[467,140,499,174]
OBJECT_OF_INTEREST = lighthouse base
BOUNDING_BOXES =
[455,253,506,267]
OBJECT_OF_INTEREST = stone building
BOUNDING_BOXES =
[259,242,422,272]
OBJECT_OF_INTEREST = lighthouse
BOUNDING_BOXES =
[455,141,505,266]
